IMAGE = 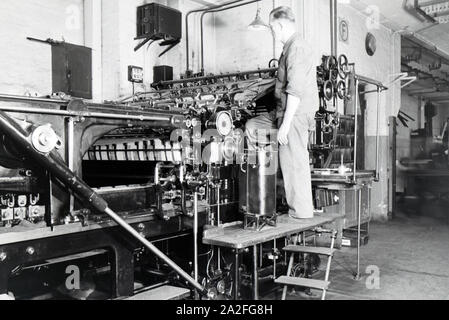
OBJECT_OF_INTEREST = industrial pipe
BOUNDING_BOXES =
[402,32,449,64]
[0,109,207,297]
[154,68,276,87]
[186,0,244,72]
[200,0,263,72]
[0,94,185,125]
[0,101,178,123]
[0,94,70,105]
[330,0,338,57]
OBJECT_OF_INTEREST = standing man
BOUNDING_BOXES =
[245,6,319,219]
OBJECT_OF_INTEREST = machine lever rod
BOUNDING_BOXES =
[104,208,207,296]
[375,87,381,182]
[0,110,207,297]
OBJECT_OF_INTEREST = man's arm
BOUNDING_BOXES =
[278,94,300,145]
[278,42,315,146]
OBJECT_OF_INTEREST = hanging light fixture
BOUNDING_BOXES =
[248,2,269,31]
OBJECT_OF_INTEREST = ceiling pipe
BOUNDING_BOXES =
[200,0,263,72]
[401,31,449,64]
[185,0,244,73]
[330,0,338,57]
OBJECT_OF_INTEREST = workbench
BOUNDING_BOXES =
[311,170,375,186]
[203,213,341,300]
[312,170,376,280]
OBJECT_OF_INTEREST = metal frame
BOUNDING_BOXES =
[244,213,278,231]
[353,73,388,183]
[0,215,203,298]
[0,96,208,298]
[204,216,338,300]
[0,226,136,297]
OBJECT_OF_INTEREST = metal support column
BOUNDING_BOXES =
[66,117,75,214]
[354,187,362,280]
[353,79,359,183]
[253,245,259,300]
[234,250,240,300]
[111,245,135,298]
[375,87,381,181]
[194,192,199,284]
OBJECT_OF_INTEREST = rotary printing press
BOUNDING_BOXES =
[0,66,282,300]
[0,50,377,299]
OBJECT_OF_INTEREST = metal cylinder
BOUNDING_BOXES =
[246,146,277,217]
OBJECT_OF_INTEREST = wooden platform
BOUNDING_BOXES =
[203,214,340,249]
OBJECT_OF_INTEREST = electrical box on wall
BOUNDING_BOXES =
[153,66,173,83]
[52,43,92,99]
[136,3,182,41]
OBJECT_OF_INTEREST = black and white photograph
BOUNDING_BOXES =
[0,0,448,305]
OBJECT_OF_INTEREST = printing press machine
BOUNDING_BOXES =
[0,50,386,299]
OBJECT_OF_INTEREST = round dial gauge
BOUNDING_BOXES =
[216,112,233,136]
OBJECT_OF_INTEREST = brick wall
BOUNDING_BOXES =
[101,0,206,100]
[336,2,401,220]
[0,0,85,95]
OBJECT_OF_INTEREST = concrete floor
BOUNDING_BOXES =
[281,205,449,300]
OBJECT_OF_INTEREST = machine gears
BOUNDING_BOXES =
[318,54,352,106]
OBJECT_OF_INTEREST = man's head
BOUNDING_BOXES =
[269,6,296,44]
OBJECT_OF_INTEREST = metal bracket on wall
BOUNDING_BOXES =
[388,72,417,89]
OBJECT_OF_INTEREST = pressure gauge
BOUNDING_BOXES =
[207,112,233,136]
[128,66,144,83]
[216,112,233,136]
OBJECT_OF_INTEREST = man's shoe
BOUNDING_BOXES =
[289,213,314,220]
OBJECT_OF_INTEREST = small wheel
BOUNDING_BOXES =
[338,54,349,79]
[323,80,334,101]
[324,56,338,72]
[337,80,347,99]
[269,59,279,69]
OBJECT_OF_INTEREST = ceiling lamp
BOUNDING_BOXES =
[248,4,269,31]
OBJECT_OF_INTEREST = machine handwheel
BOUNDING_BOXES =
[337,80,347,99]
[338,54,349,79]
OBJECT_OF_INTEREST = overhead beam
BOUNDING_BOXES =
[403,61,449,86]
[428,96,449,102]
[405,88,440,94]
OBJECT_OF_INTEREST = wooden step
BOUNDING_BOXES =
[283,245,335,256]
[124,285,191,301]
[275,276,329,291]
